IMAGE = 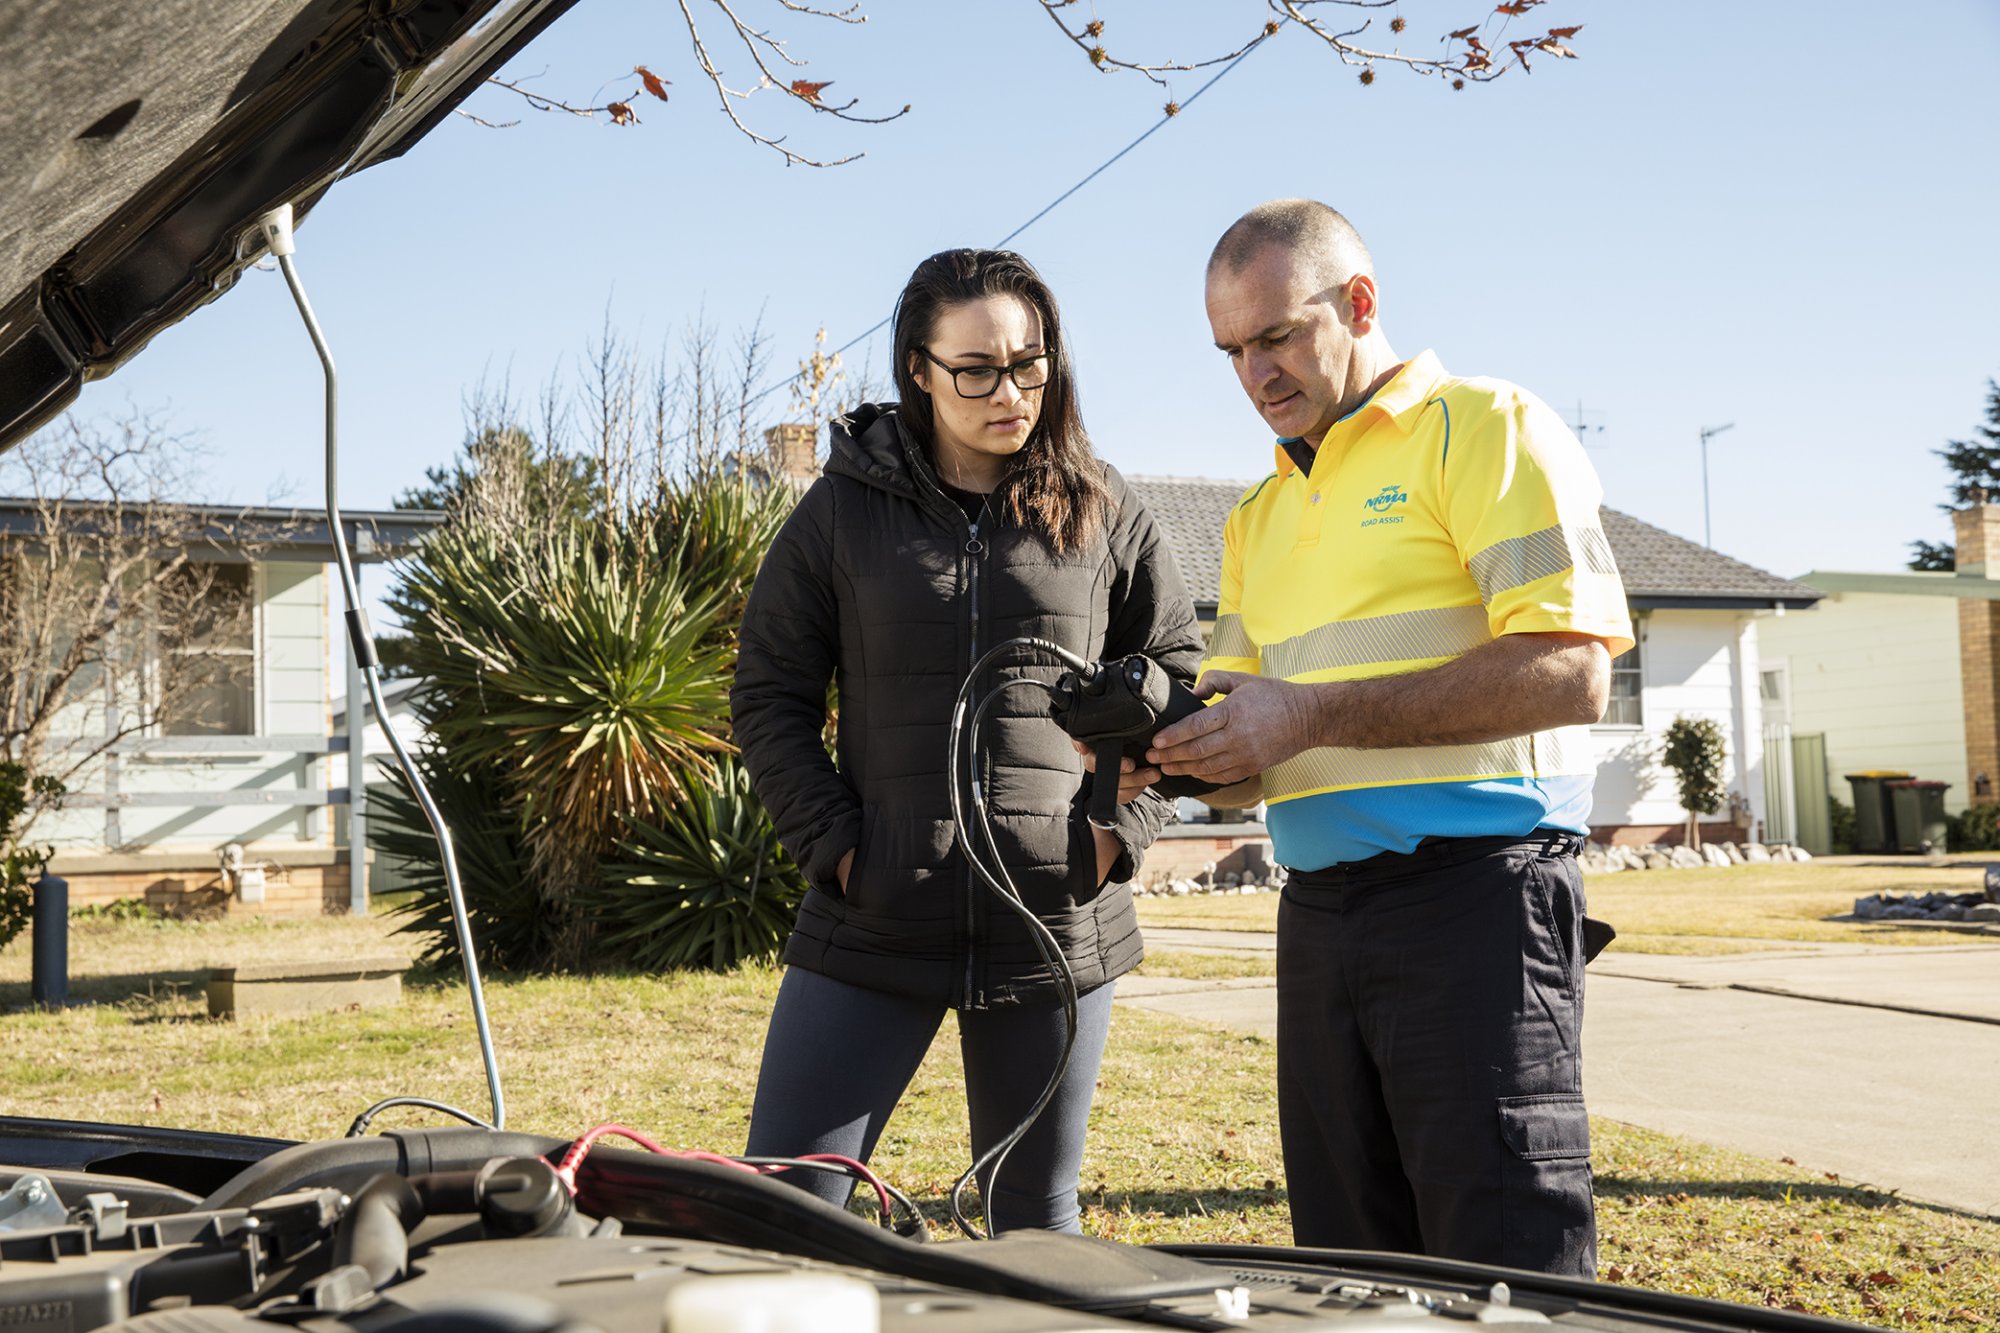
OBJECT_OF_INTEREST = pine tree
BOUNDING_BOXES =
[1910,377,2000,571]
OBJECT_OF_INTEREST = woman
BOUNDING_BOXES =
[730,250,1203,1234]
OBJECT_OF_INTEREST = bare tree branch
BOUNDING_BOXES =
[467,1,1581,161]
[0,411,286,844]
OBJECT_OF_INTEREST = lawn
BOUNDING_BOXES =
[1135,860,1996,956]
[1,912,1995,1328]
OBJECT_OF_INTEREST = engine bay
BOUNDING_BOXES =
[0,1124,1843,1333]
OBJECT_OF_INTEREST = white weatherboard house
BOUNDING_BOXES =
[1127,479,1822,852]
[1,499,441,916]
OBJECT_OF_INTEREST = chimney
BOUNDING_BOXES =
[1952,493,2000,576]
[763,422,819,489]
[1955,499,2000,805]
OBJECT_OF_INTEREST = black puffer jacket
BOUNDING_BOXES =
[731,403,1203,1009]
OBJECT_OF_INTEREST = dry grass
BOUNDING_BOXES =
[1132,948,1275,981]
[1135,862,1997,957]
[1595,1123,1997,1328]
[1583,862,1990,951]
[1134,892,1279,933]
[3,914,1998,1327]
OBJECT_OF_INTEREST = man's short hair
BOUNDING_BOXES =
[1208,199,1374,291]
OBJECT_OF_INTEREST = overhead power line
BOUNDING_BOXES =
[744,27,1281,412]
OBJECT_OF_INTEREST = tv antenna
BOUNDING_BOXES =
[1564,400,1608,447]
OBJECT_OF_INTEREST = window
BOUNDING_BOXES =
[1601,613,1643,727]
[159,563,256,736]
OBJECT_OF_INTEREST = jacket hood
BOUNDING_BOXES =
[826,402,937,500]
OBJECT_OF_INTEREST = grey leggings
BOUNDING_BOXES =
[744,966,1117,1233]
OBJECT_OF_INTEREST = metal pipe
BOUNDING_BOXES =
[268,217,505,1131]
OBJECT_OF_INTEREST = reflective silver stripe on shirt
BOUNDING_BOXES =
[1209,612,1256,662]
[1467,523,1620,605]
[1258,603,1491,680]
[1264,723,1596,802]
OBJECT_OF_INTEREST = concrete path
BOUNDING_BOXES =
[1120,928,2000,1217]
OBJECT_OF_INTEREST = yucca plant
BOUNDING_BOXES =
[379,456,799,972]
[375,754,545,970]
[598,756,806,972]
[646,471,795,645]
[399,524,734,967]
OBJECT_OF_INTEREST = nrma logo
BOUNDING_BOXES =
[1363,484,1409,513]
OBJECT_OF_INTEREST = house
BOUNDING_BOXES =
[1,498,441,916]
[1760,502,2000,826]
[1127,478,1822,852]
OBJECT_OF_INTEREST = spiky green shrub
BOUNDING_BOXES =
[374,753,544,970]
[379,467,799,973]
[598,757,806,972]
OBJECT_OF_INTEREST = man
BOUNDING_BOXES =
[1145,200,1632,1277]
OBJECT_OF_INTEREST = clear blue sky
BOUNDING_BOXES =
[60,0,2000,583]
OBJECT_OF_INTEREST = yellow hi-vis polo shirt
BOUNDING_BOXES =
[1202,349,1635,871]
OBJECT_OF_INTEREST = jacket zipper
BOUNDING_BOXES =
[962,506,987,1009]
[908,455,989,1010]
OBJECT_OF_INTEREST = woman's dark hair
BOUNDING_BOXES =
[892,248,1108,553]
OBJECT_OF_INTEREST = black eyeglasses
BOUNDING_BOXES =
[920,348,1053,399]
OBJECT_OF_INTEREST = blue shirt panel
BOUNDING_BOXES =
[1262,775,1594,870]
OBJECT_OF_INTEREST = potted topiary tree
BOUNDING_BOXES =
[1661,716,1727,850]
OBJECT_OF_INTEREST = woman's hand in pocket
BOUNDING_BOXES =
[1091,826,1123,886]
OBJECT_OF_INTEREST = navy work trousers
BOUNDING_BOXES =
[745,966,1116,1234]
[1276,831,1597,1277]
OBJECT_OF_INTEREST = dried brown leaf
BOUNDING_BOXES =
[635,66,671,103]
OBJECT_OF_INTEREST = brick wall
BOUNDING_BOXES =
[1954,504,2000,806]
[1142,826,1273,884]
[47,853,357,918]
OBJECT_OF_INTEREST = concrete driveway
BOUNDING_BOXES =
[1121,928,2000,1217]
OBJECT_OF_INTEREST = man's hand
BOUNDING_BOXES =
[1071,740,1163,805]
[1146,670,1317,787]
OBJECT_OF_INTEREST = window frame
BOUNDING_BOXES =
[155,560,261,738]
[1598,610,1645,730]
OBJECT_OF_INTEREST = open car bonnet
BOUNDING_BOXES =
[0,0,581,452]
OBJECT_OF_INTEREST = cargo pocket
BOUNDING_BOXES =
[1496,1093,1597,1278]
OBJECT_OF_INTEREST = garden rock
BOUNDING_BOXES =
[1968,903,2000,923]
[1743,844,1772,863]
[1985,865,2000,903]
[1702,844,1732,867]
[1721,842,1746,864]
[1669,846,1705,869]
[1790,845,1813,861]
[1641,852,1672,870]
